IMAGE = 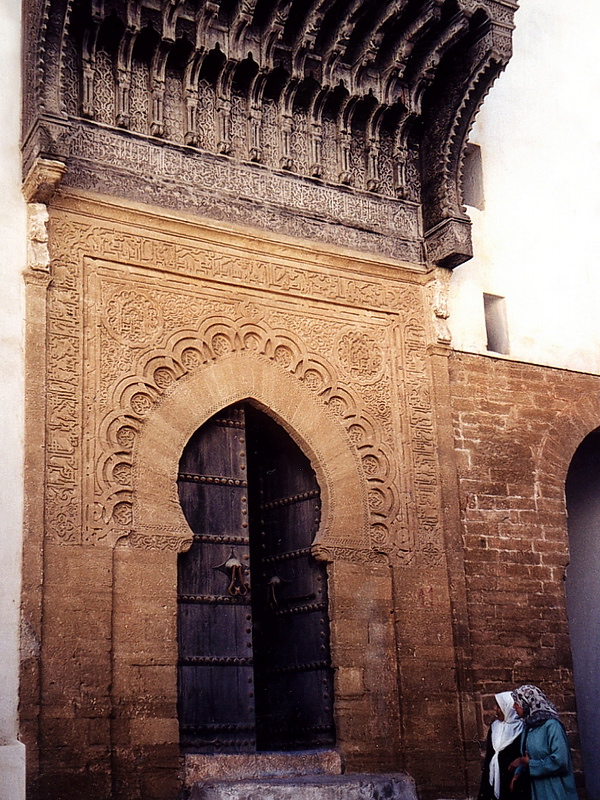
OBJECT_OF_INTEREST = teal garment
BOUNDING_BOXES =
[521,718,578,800]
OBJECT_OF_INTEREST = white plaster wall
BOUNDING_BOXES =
[449,0,600,374]
[0,0,27,797]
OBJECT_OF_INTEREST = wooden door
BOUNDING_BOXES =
[246,406,335,751]
[177,403,335,753]
[177,404,255,752]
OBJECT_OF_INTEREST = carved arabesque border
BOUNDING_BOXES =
[45,198,446,566]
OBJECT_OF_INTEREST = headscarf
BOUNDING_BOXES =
[488,691,524,799]
[511,684,560,730]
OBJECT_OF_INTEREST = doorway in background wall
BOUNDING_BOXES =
[176,402,335,754]
[565,428,600,800]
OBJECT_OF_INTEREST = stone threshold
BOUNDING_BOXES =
[186,772,417,800]
[184,751,342,785]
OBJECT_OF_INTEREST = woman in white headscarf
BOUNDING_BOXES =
[478,691,528,800]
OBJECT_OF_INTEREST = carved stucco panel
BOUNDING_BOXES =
[47,200,444,565]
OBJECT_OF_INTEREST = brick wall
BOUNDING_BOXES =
[449,351,600,784]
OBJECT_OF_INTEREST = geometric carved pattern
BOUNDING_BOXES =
[46,197,446,567]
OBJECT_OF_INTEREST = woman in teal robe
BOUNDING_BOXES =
[510,685,578,800]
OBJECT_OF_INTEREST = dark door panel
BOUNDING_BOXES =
[177,402,335,754]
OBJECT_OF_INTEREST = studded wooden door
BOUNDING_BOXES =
[177,403,335,753]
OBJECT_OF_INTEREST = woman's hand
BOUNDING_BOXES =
[508,754,530,773]
[509,755,530,793]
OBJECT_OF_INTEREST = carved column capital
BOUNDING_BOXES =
[427,266,453,345]
[27,204,51,273]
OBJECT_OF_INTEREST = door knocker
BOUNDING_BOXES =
[213,548,249,596]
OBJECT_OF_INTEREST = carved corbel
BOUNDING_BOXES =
[383,0,444,82]
[264,6,288,68]
[409,13,471,120]
[194,2,220,52]
[425,217,473,269]
[420,18,514,267]
[126,0,143,30]
[291,13,320,81]
[231,0,256,55]
[161,0,186,43]
[23,158,67,205]
[91,0,106,20]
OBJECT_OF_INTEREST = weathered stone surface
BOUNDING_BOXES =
[185,751,342,785]
[188,773,417,800]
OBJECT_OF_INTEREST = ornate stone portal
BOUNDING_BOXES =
[20,1,517,799]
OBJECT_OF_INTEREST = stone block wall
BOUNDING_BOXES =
[449,351,600,784]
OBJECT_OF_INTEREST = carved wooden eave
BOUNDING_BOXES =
[22,0,517,268]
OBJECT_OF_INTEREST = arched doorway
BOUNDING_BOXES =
[176,401,335,753]
[565,428,600,800]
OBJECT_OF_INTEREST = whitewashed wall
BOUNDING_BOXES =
[449,0,600,374]
[0,1,27,798]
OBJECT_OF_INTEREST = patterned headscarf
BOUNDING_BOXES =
[511,685,560,730]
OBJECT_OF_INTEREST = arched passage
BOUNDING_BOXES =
[565,427,600,800]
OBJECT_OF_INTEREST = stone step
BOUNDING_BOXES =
[187,772,417,800]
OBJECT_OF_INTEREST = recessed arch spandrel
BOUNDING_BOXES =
[87,303,405,558]
[131,354,368,555]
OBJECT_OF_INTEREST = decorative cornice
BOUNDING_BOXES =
[23,0,517,268]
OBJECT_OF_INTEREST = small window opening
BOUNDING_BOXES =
[463,143,485,210]
[483,293,509,354]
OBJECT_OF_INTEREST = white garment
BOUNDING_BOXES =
[488,691,523,799]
